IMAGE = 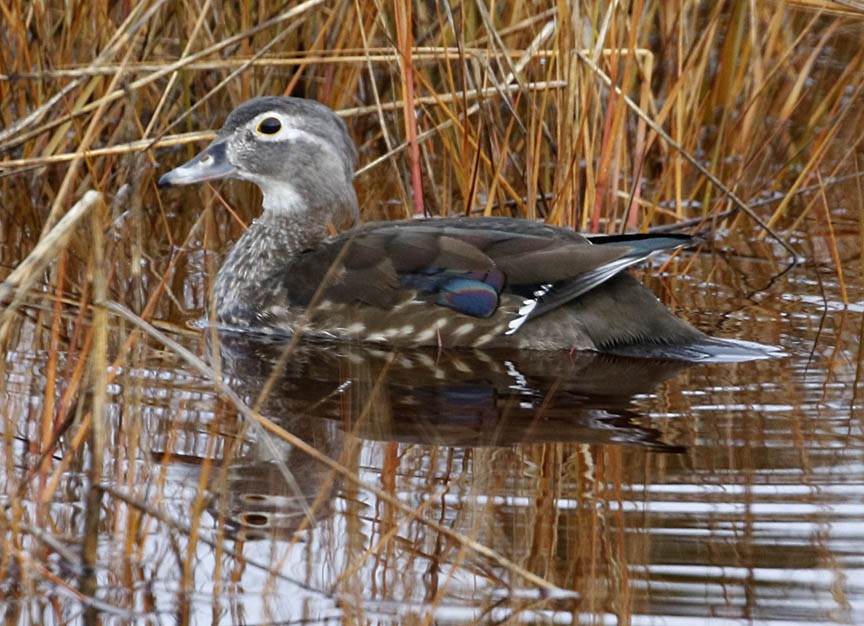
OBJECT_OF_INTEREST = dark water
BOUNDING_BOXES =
[2,221,863,625]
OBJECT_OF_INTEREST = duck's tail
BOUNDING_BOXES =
[606,336,786,362]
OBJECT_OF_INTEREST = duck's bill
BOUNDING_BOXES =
[158,142,237,188]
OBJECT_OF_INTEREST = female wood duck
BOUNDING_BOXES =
[158,96,779,361]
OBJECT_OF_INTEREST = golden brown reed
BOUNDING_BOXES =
[1,1,864,622]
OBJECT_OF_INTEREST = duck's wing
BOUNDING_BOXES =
[276,219,694,326]
[521,232,695,322]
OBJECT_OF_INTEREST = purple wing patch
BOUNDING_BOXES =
[436,277,500,317]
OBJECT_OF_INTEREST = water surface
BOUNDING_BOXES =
[2,229,863,625]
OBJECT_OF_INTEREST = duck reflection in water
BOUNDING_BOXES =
[209,337,692,539]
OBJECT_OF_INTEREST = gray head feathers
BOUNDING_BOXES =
[160,96,359,227]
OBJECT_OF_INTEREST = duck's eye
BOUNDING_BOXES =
[256,117,282,135]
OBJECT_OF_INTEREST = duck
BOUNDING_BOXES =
[158,96,779,361]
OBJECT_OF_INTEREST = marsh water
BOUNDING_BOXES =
[2,204,863,626]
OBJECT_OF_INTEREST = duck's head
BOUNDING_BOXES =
[158,96,359,226]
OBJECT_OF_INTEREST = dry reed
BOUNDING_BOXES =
[1,0,863,623]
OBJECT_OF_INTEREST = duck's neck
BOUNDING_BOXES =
[213,199,347,325]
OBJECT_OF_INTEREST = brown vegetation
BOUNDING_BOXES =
[1,1,863,622]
